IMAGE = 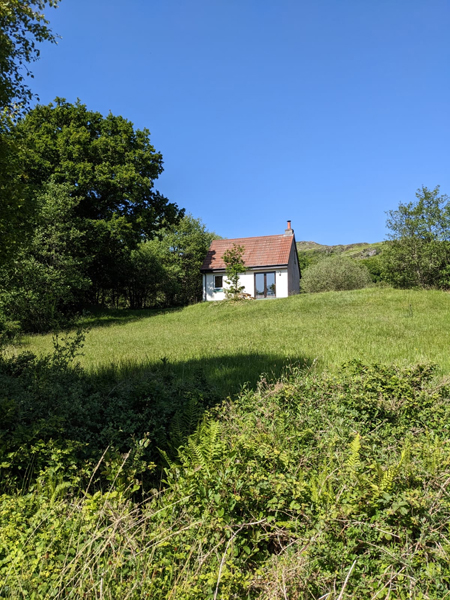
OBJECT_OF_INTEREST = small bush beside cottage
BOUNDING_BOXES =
[301,255,372,293]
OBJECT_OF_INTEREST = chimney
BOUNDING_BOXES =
[284,220,294,236]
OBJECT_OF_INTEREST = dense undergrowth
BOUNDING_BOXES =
[1,338,450,598]
[0,331,220,494]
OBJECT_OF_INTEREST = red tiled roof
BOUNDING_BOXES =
[201,234,295,271]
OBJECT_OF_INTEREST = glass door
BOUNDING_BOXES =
[255,273,265,299]
[266,272,276,297]
[254,272,276,298]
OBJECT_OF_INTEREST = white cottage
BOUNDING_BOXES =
[200,221,301,301]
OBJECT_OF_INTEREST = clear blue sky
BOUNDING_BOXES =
[32,0,450,244]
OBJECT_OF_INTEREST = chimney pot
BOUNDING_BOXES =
[284,220,294,236]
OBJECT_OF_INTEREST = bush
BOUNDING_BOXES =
[0,331,219,493]
[3,361,450,597]
[301,256,372,293]
[360,254,385,283]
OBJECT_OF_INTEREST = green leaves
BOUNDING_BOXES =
[382,185,450,289]
[301,255,372,293]
[2,352,450,596]
[16,98,174,233]
[222,243,246,299]
[0,181,90,331]
[0,1,60,113]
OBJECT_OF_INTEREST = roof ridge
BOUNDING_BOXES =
[212,234,286,242]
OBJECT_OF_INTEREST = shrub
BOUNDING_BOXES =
[301,255,372,293]
[360,253,385,283]
[0,331,219,493]
[3,360,450,597]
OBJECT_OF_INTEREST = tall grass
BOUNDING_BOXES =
[20,287,450,395]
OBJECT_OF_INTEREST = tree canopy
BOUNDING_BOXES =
[7,99,184,310]
[16,98,182,238]
[382,186,450,289]
[386,185,450,242]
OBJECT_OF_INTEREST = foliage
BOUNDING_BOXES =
[0,113,33,266]
[360,253,384,283]
[297,242,388,286]
[125,239,168,309]
[16,98,181,234]
[125,215,218,308]
[386,185,450,241]
[0,313,20,347]
[0,0,60,112]
[13,98,183,306]
[0,330,219,493]
[223,243,246,299]
[381,238,450,289]
[2,360,450,597]
[0,1,60,265]
[156,214,219,306]
[0,181,90,331]
[381,185,450,289]
[297,249,316,272]
[301,255,372,293]
[111,215,218,309]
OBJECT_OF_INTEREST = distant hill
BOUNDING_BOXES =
[296,241,385,275]
[297,240,384,260]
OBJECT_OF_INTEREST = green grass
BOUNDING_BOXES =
[21,287,450,396]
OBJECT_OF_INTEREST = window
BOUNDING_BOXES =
[214,275,223,289]
[255,272,276,298]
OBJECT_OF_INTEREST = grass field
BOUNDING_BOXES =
[21,287,450,396]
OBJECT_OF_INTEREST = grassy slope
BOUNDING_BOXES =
[22,288,450,396]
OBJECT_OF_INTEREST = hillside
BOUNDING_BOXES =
[22,287,450,396]
[297,240,384,261]
[7,287,450,598]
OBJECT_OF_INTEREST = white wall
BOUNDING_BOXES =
[204,269,289,301]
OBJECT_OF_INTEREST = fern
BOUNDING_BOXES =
[178,418,223,475]
[369,441,410,502]
[169,396,205,450]
[346,433,361,473]
[50,481,72,506]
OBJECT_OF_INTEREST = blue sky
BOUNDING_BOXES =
[32,0,450,244]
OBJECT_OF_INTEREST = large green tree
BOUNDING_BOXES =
[15,98,184,303]
[17,98,181,233]
[382,186,450,288]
